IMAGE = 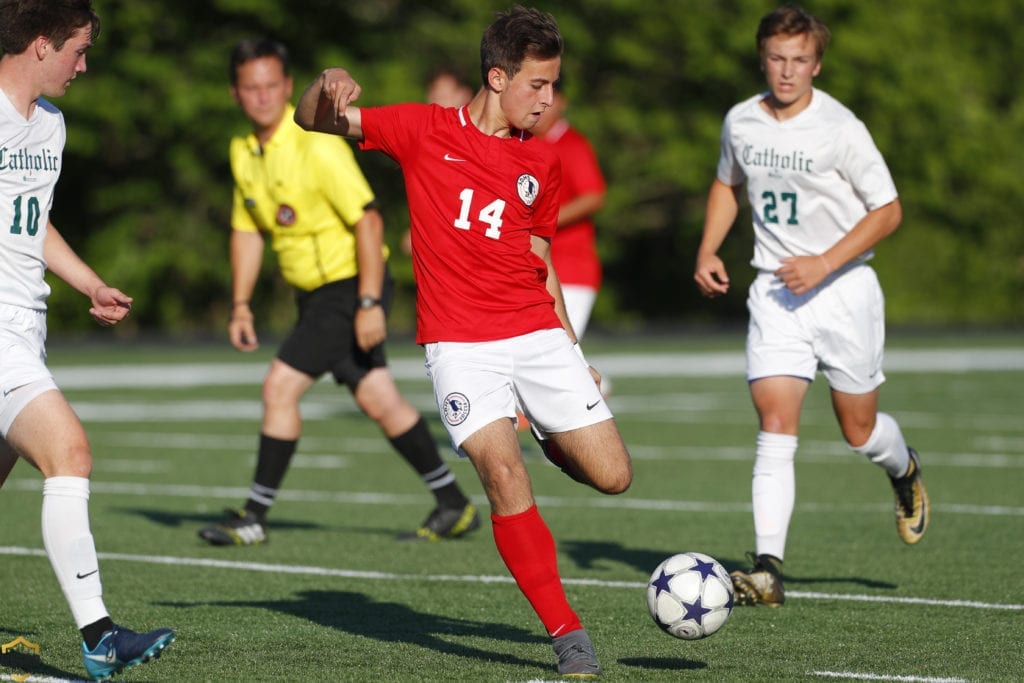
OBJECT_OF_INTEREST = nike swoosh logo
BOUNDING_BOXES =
[84,650,117,663]
[444,153,466,162]
[909,497,928,535]
[76,569,99,579]
[586,401,600,411]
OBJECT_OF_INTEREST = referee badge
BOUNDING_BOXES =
[441,392,471,426]
[276,204,297,226]
[516,173,539,207]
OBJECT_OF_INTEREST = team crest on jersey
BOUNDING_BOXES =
[516,174,539,207]
[442,392,471,426]
[276,204,297,226]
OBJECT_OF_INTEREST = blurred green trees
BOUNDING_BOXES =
[42,0,1024,337]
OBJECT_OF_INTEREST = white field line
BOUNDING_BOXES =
[59,399,1024,445]
[1,545,1021,613]
[49,347,1024,389]
[84,429,1024,470]
[810,672,969,682]
[5,478,1024,517]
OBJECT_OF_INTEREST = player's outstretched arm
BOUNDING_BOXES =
[532,234,577,345]
[43,222,133,326]
[228,229,264,351]
[531,234,603,388]
[353,208,387,352]
[694,179,740,299]
[295,68,365,140]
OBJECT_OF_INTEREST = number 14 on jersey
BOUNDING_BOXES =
[454,188,505,240]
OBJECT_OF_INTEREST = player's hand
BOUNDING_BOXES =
[319,68,361,122]
[228,309,259,352]
[694,253,730,298]
[774,254,832,295]
[355,307,387,352]
[89,286,133,326]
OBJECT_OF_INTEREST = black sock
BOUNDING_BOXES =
[389,418,468,509]
[757,554,784,578]
[81,616,115,650]
[243,434,298,518]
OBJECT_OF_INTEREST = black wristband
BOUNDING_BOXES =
[358,295,382,309]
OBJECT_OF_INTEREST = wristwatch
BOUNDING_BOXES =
[358,295,382,309]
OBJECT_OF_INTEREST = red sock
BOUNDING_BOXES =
[491,504,582,637]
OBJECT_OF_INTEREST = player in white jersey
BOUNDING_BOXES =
[0,1,173,679]
[693,4,929,608]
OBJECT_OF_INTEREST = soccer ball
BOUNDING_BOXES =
[646,551,734,640]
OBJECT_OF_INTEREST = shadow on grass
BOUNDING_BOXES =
[118,507,321,532]
[0,630,83,682]
[561,539,672,574]
[118,506,460,541]
[560,540,898,590]
[161,589,549,670]
[619,656,708,672]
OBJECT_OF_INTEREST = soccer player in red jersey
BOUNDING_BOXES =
[296,6,632,677]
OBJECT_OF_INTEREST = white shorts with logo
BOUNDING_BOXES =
[0,303,58,437]
[746,263,886,394]
[424,328,612,455]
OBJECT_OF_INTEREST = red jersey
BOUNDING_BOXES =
[360,103,563,343]
[542,118,605,289]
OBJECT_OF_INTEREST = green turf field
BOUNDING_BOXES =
[2,335,1022,682]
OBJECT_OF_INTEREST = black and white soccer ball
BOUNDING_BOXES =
[646,551,735,640]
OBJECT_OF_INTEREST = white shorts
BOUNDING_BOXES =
[746,264,886,394]
[424,328,612,455]
[0,303,57,437]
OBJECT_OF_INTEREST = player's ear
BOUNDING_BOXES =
[486,67,507,93]
[34,36,51,61]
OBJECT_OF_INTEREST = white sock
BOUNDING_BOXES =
[849,412,910,478]
[752,431,797,561]
[42,476,109,629]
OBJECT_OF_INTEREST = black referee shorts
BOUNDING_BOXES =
[277,268,395,389]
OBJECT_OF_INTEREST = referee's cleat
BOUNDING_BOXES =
[82,624,174,681]
[890,447,930,545]
[730,552,785,607]
[398,502,480,541]
[198,508,267,546]
[553,629,602,678]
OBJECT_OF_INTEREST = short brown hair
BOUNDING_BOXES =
[0,0,100,55]
[756,4,830,61]
[479,5,562,86]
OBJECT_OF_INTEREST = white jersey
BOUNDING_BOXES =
[0,89,64,310]
[717,88,897,272]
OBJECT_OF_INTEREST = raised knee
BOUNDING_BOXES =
[593,462,632,495]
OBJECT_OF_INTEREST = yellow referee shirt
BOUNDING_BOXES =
[229,104,386,291]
